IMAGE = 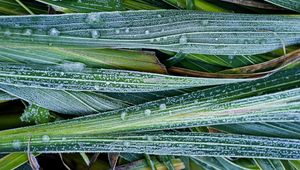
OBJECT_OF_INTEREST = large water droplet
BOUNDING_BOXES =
[4,30,11,37]
[121,112,126,120]
[42,135,50,142]
[94,85,100,90]
[145,30,150,35]
[24,29,32,36]
[179,35,187,44]
[159,104,166,110]
[115,29,120,34]
[125,28,130,33]
[49,28,60,36]
[91,30,100,39]
[144,109,151,116]
[12,140,21,149]
[123,141,130,147]
[201,20,209,25]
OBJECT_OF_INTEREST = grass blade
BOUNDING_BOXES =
[1,10,300,55]
[0,63,250,92]
[264,0,300,12]
[1,132,300,159]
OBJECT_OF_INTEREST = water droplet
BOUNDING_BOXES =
[120,112,126,120]
[179,35,187,44]
[159,104,166,110]
[244,39,251,44]
[147,136,153,141]
[123,141,130,147]
[94,85,100,90]
[215,38,219,41]
[125,28,129,33]
[91,30,100,39]
[157,14,162,18]
[115,29,120,34]
[24,29,32,36]
[144,109,151,116]
[201,20,209,25]
[145,30,150,35]
[12,140,21,149]
[42,135,50,142]
[58,62,85,72]
[228,55,234,60]
[49,28,60,36]
[4,30,11,36]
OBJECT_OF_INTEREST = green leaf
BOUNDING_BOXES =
[2,132,300,159]
[254,159,285,170]
[0,85,129,115]
[1,10,300,55]
[212,122,300,139]
[0,153,30,170]
[0,68,299,140]
[0,63,249,92]
[20,104,53,124]
[0,47,167,74]
[264,0,300,12]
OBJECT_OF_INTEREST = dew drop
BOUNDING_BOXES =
[201,20,209,25]
[24,29,32,36]
[91,30,100,39]
[12,140,21,149]
[145,30,150,35]
[144,109,151,116]
[228,55,235,60]
[159,104,166,110]
[120,111,126,120]
[123,141,130,147]
[94,85,100,90]
[49,28,60,36]
[115,29,120,34]
[4,30,11,36]
[179,35,187,44]
[157,14,162,18]
[125,28,130,33]
[147,136,153,141]
[42,135,50,143]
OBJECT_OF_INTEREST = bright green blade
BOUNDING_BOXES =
[1,10,299,55]
[0,153,29,170]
